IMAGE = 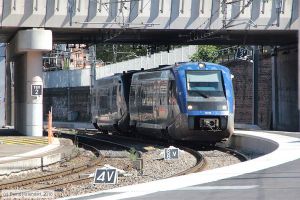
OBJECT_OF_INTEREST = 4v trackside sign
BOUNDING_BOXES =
[94,168,118,184]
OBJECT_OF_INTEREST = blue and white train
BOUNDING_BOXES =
[91,62,234,144]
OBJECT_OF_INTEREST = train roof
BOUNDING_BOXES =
[135,62,230,74]
[95,62,231,84]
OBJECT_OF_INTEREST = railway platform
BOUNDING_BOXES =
[61,130,300,200]
[0,129,76,176]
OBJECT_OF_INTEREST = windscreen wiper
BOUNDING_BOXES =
[189,90,209,98]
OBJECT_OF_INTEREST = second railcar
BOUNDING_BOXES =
[91,72,133,133]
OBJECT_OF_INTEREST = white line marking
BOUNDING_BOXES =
[177,185,259,190]
[60,130,300,200]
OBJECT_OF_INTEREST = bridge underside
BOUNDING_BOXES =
[0,28,296,45]
[53,29,298,45]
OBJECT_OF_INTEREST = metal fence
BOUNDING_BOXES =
[44,46,197,88]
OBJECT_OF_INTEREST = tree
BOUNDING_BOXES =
[96,44,181,64]
[96,44,147,64]
[190,45,220,63]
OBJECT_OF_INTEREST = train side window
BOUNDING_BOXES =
[112,86,117,96]
[130,86,135,99]
[137,86,142,106]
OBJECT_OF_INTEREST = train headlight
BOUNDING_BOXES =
[198,63,206,68]
[187,105,193,110]
[222,105,227,110]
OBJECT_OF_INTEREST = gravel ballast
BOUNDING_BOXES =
[1,143,242,199]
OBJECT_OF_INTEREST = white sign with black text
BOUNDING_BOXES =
[235,48,249,60]
[164,147,179,160]
[31,84,43,96]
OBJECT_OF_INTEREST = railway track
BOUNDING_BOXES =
[0,133,135,191]
[0,140,101,190]
[33,133,205,191]
[0,130,247,197]
[41,132,248,192]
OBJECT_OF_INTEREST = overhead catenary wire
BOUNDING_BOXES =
[186,0,254,43]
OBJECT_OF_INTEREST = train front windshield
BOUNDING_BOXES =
[186,71,225,98]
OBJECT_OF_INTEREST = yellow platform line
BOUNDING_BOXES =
[2,141,48,144]
[0,139,48,145]
[0,137,48,140]
[1,142,47,145]
[1,137,47,140]
[0,140,48,143]
[1,139,47,143]
[0,138,48,141]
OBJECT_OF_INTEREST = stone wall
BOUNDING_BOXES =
[223,60,254,124]
[223,54,273,130]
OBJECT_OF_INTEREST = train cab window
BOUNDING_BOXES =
[186,71,225,97]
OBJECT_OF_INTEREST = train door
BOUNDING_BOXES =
[113,84,118,119]
[116,80,123,118]
[158,80,168,127]
[167,79,179,122]
[137,84,142,123]
[168,80,174,119]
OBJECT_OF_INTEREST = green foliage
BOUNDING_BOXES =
[96,44,182,64]
[96,44,147,63]
[190,45,220,63]
[128,147,139,161]
[63,59,69,70]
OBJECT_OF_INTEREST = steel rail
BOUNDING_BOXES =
[18,131,247,192]
[0,140,101,190]
[74,132,207,177]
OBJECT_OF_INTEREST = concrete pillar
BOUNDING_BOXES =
[10,29,52,136]
[298,30,300,131]
[24,52,44,135]
[0,44,5,127]
[5,60,12,126]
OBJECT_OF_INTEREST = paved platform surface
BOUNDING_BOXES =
[0,129,75,174]
[0,129,49,159]
[62,130,300,200]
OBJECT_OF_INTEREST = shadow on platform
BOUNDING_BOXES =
[0,129,22,136]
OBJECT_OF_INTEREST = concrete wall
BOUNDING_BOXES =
[258,55,273,129]
[276,46,299,131]
[44,68,91,88]
[0,44,5,127]
[44,87,90,122]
